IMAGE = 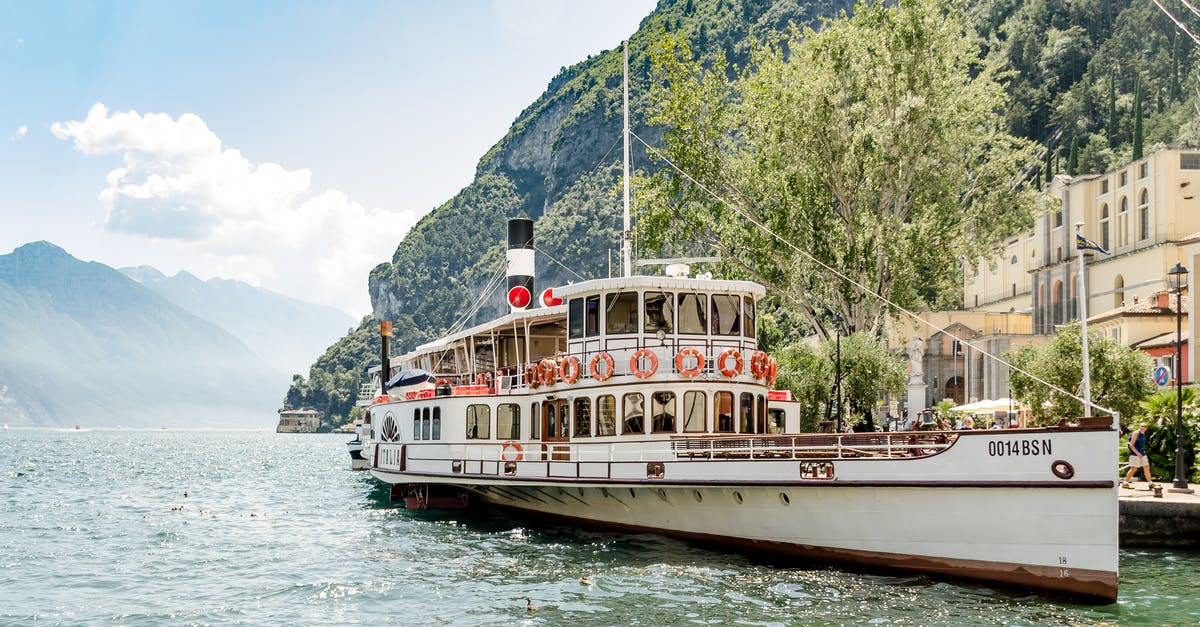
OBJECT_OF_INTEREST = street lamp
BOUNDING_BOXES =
[1166,262,1193,493]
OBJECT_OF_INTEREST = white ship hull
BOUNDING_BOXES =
[371,425,1117,601]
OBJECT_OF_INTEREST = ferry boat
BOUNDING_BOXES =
[361,221,1119,603]
[363,43,1117,602]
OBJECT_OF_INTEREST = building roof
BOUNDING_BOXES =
[1087,292,1189,324]
[1132,330,1191,350]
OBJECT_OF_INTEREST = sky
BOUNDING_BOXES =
[0,0,657,317]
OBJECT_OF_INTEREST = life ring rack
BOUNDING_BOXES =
[674,347,705,378]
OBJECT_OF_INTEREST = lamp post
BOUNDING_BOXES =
[833,314,843,434]
[1167,262,1193,493]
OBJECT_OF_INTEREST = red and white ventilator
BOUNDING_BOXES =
[506,218,534,311]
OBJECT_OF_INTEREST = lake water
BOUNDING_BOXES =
[2,429,1198,625]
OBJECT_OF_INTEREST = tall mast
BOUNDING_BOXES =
[622,39,632,278]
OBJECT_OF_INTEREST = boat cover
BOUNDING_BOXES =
[385,369,435,390]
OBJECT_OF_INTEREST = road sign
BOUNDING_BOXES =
[1154,366,1171,387]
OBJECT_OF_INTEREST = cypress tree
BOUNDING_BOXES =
[1068,136,1079,176]
[1133,79,1144,161]
[1107,72,1119,149]
[1044,148,1053,184]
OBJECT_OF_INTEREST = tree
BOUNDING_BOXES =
[1007,322,1154,425]
[1132,78,1144,160]
[775,332,905,432]
[640,0,1042,341]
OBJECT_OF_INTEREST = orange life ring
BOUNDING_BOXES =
[436,378,450,388]
[630,349,658,379]
[674,347,705,377]
[525,364,540,389]
[590,352,615,381]
[750,351,768,379]
[717,349,743,378]
[560,356,582,384]
[766,356,778,387]
[501,440,524,462]
[539,358,559,386]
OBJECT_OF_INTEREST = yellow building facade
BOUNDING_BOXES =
[966,148,1200,331]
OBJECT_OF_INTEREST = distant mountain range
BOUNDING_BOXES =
[0,242,354,428]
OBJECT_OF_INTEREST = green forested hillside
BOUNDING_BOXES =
[286,0,1200,429]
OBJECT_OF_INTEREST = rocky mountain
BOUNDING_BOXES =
[287,0,1200,428]
[0,242,280,427]
[121,266,355,374]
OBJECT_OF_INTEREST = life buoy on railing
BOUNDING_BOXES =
[560,356,582,384]
[525,364,540,389]
[590,352,615,381]
[630,349,659,379]
[501,440,524,462]
[766,356,779,387]
[539,358,559,386]
[674,347,705,378]
[717,349,743,378]
[750,351,769,379]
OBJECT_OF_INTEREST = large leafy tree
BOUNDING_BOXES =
[1007,322,1154,425]
[640,0,1043,340]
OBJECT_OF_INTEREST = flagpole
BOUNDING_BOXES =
[1076,222,1092,417]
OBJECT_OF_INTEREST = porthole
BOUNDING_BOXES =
[693,489,703,503]
[733,491,744,504]
[779,492,790,506]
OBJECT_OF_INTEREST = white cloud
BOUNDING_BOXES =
[52,103,420,315]
[11,125,26,141]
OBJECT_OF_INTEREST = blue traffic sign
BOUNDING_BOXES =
[1154,366,1171,387]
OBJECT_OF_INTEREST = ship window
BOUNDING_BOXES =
[530,403,539,438]
[622,393,645,435]
[715,391,734,433]
[422,408,432,440]
[585,295,600,337]
[767,408,786,434]
[605,292,639,334]
[743,296,755,338]
[466,404,490,439]
[740,392,755,433]
[568,298,584,339]
[677,293,708,334]
[574,398,592,437]
[497,404,520,439]
[651,391,676,433]
[711,294,741,335]
[682,391,706,432]
[412,409,422,441]
[432,407,441,440]
[597,395,616,435]
[644,292,674,334]
[757,394,768,434]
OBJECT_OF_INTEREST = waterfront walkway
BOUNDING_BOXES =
[1119,482,1200,547]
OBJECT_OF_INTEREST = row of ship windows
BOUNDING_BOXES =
[407,391,786,441]
[569,292,756,339]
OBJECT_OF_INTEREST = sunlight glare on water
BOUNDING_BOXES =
[1,429,1197,625]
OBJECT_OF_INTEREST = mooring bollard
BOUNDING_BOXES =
[1152,485,1164,498]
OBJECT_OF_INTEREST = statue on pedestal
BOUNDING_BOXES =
[908,336,925,378]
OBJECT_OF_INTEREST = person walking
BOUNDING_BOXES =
[1122,423,1157,489]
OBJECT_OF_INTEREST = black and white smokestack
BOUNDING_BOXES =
[380,321,392,394]
[506,218,534,311]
